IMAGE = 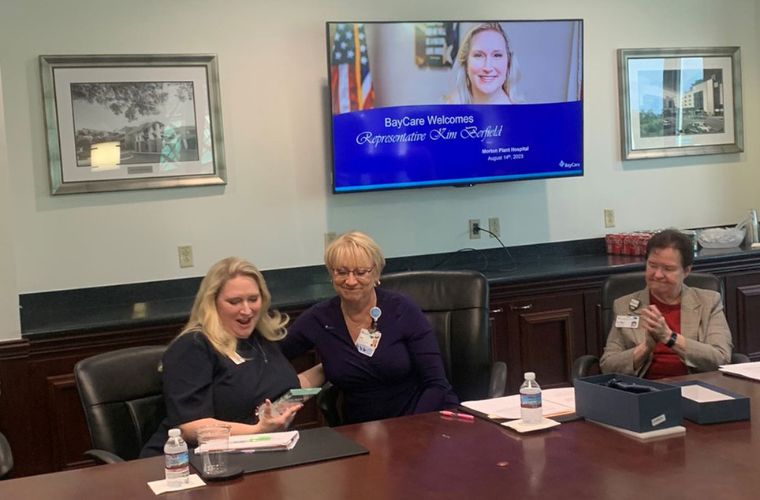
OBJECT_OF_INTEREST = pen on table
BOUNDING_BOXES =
[439,410,475,422]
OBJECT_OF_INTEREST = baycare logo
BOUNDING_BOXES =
[559,160,581,168]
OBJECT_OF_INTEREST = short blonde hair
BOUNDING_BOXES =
[325,231,385,274]
[178,257,288,359]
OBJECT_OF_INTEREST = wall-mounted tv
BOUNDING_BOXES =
[326,20,583,193]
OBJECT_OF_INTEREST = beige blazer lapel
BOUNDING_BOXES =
[630,289,651,345]
[679,285,702,341]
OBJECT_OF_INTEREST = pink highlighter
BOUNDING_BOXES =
[439,410,475,422]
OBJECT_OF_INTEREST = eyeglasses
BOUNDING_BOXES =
[646,261,682,275]
[331,266,375,281]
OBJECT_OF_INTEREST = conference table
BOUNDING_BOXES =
[1,371,758,499]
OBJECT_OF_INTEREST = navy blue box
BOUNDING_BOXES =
[671,381,751,424]
[574,374,682,432]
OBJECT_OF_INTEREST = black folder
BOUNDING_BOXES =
[189,427,368,475]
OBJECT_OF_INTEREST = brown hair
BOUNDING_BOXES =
[646,229,694,268]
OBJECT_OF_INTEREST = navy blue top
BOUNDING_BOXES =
[140,330,299,457]
[281,288,458,424]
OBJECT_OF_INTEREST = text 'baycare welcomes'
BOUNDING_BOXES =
[356,113,505,147]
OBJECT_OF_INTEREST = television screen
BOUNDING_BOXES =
[326,20,584,193]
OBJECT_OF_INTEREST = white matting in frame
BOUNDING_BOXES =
[618,47,743,160]
[40,54,227,194]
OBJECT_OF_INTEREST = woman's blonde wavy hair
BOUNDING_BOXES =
[446,22,522,104]
[177,257,288,359]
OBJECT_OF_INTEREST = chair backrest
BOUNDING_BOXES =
[0,431,12,479]
[74,345,166,461]
[601,271,722,336]
[380,270,492,401]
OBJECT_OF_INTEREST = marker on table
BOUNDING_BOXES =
[439,410,475,422]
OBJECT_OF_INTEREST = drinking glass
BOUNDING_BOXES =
[196,424,231,476]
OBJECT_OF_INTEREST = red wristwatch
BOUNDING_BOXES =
[665,331,678,348]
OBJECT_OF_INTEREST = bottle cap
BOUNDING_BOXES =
[169,428,181,437]
[524,372,536,380]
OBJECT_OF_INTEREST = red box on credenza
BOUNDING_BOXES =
[605,233,623,254]
[606,232,654,256]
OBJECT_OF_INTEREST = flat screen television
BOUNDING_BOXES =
[326,20,583,193]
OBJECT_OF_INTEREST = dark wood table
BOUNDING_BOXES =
[1,371,757,499]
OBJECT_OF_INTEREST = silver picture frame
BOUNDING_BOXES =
[40,54,226,194]
[617,47,743,160]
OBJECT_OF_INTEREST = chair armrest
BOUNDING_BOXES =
[731,352,751,364]
[85,449,125,465]
[572,355,600,380]
[488,361,507,398]
[0,432,13,479]
[316,382,344,427]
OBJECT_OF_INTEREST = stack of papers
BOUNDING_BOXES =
[462,387,576,420]
[195,431,300,453]
[719,361,760,381]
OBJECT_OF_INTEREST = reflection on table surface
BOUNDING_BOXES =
[1,371,758,500]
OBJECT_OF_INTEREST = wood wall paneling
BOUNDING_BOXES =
[725,271,760,360]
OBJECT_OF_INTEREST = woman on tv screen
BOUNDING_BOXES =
[446,22,522,105]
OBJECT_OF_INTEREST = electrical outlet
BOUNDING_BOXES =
[324,232,337,248]
[469,219,481,239]
[488,217,501,238]
[178,245,194,268]
[603,209,616,228]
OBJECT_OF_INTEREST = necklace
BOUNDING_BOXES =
[236,335,268,363]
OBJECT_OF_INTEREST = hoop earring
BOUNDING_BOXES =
[375,280,381,286]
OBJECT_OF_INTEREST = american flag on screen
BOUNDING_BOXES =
[331,23,375,114]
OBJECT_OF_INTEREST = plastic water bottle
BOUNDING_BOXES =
[520,372,542,425]
[164,428,189,487]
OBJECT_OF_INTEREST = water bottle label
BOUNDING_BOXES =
[165,451,189,469]
[520,393,542,409]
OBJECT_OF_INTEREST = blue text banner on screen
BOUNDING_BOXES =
[332,103,583,192]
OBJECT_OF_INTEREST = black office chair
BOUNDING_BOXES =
[74,345,166,464]
[318,270,507,426]
[572,271,749,379]
[0,431,13,479]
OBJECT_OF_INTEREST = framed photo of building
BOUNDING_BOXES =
[617,47,743,160]
[40,54,226,194]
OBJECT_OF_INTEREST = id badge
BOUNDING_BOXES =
[356,328,382,357]
[615,315,640,328]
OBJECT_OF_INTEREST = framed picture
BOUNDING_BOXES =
[40,54,226,194]
[617,47,743,160]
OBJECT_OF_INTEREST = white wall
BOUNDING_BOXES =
[0,68,21,340]
[0,0,758,340]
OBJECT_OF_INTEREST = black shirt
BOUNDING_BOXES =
[140,330,299,457]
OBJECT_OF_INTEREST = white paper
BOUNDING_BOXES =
[195,430,300,453]
[719,361,760,381]
[462,387,576,420]
[680,384,733,403]
[147,474,206,495]
[502,418,561,433]
[589,420,686,441]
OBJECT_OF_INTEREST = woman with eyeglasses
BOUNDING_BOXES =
[281,231,458,424]
[600,229,732,378]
